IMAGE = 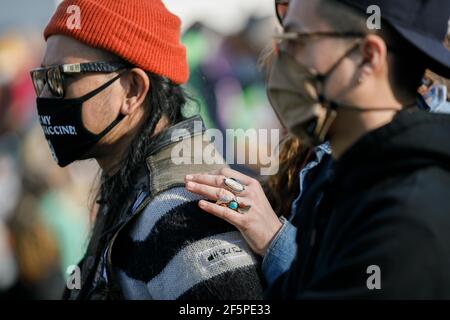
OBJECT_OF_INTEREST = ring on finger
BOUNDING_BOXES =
[236,197,252,214]
[223,177,246,194]
[216,195,251,214]
[216,194,233,206]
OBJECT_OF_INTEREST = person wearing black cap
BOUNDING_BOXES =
[184,0,450,299]
[265,0,450,299]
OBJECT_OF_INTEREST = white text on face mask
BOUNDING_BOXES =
[39,115,78,136]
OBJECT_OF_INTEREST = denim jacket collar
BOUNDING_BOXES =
[143,115,226,198]
[145,115,205,158]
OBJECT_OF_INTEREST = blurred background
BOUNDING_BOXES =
[0,0,282,299]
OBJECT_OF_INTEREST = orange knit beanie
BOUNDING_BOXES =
[44,0,189,84]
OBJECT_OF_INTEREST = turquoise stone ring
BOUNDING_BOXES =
[228,201,239,210]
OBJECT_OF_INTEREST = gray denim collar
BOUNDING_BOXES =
[145,115,205,158]
[143,115,227,198]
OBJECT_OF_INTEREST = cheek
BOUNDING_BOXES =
[325,59,358,98]
[64,80,89,99]
[295,44,321,70]
[63,80,107,134]
[74,77,123,134]
[297,41,337,75]
[81,88,117,135]
[81,99,106,134]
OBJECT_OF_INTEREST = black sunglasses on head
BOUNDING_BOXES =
[30,61,132,98]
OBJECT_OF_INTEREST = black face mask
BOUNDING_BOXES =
[36,73,125,167]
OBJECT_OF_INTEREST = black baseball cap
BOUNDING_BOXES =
[338,0,450,78]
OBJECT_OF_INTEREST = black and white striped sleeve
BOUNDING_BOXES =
[113,187,265,300]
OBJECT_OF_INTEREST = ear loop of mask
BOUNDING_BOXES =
[317,42,416,113]
[313,43,362,142]
[97,112,126,139]
[315,42,362,107]
[71,71,128,139]
[77,71,126,102]
[93,72,128,139]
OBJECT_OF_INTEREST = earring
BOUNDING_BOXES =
[357,76,364,84]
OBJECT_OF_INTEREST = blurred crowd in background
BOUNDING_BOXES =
[0,1,281,299]
[2,0,448,300]
[0,30,98,299]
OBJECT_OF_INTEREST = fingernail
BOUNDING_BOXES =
[185,175,193,181]
[199,200,207,208]
[186,181,195,189]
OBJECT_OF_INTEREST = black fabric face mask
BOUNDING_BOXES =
[36,73,125,167]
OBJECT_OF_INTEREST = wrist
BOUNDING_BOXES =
[260,216,285,256]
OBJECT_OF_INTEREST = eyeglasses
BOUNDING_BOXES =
[30,61,132,98]
[275,0,289,26]
[273,31,365,55]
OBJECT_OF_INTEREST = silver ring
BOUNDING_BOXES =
[223,177,245,194]
[216,194,233,206]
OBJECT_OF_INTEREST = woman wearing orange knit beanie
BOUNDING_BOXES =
[30,0,264,300]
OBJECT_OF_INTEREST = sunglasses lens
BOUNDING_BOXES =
[276,3,289,25]
[47,67,64,98]
[31,70,46,97]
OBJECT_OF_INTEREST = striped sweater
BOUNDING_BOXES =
[112,187,265,300]
[63,116,264,300]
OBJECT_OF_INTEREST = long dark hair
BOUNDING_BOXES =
[88,71,189,262]
[264,137,312,217]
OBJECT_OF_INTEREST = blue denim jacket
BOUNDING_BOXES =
[424,84,450,114]
[262,143,332,286]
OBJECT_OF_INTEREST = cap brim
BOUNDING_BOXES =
[391,23,450,78]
